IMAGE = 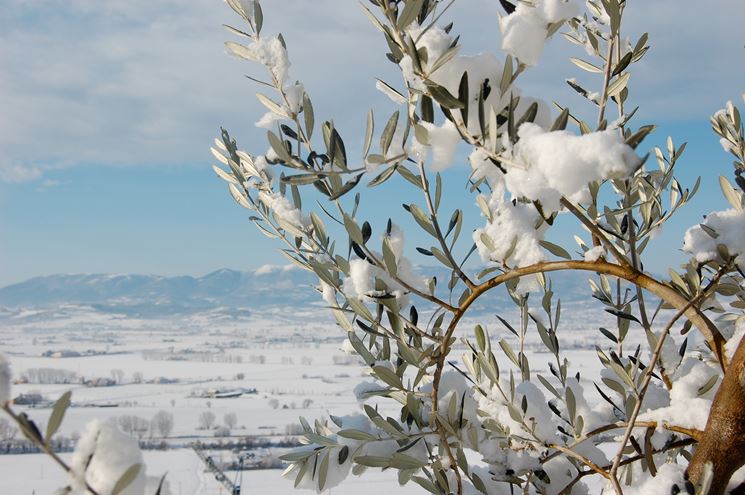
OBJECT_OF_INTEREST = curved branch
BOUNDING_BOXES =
[430,259,725,495]
[467,259,726,369]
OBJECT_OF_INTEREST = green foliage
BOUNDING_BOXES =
[214,0,745,493]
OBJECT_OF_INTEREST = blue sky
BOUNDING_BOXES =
[0,0,743,286]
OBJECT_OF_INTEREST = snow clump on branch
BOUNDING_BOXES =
[411,120,462,171]
[68,420,146,495]
[472,123,639,290]
[341,223,427,308]
[248,35,289,85]
[283,414,426,493]
[400,25,550,147]
[683,207,745,271]
[499,0,581,66]
[504,123,642,212]
[259,191,310,233]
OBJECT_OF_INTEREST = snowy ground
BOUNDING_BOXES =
[2,450,422,495]
[0,301,669,494]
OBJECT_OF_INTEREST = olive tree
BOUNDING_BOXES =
[213,1,745,493]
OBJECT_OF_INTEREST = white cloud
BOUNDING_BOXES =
[0,161,43,183]
[0,0,395,182]
[255,263,297,275]
[0,0,742,182]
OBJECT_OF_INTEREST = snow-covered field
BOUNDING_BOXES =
[0,300,653,494]
[2,450,422,495]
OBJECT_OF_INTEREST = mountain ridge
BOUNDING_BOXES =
[0,265,598,315]
[0,266,316,310]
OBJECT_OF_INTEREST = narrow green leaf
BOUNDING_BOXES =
[428,84,464,109]
[256,93,288,117]
[224,41,256,61]
[565,386,576,422]
[390,452,427,469]
[382,237,398,276]
[499,339,519,366]
[570,57,603,73]
[212,165,239,184]
[539,240,571,260]
[45,391,72,443]
[343,213,364,245]
[373,365,404,389]
[697,375,718,396]
[253,1,263,34]
[303,93,314,139]
[550,108,570,131]
[408,204,436,237]
[318,451,330,491]
[355,456,391,468]
[111,464,142,495]
[458,71,469,125]
[337,429,377,441]
[719,175,743,211]
[228,183,251,209]
[397,0,425,29]
[267,131,292,163]
[606,73,631,99]
[364,109,375,157]
[381,110,400,154]
[612,51,633,76]
[368,165,397,188]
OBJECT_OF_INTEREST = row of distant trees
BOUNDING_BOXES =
[18,368,143,385]
[0,410,244,445]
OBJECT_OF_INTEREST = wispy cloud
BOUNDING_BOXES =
[0,161,43,183]
[1,0,743,183]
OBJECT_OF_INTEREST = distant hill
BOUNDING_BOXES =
[0,265,598,316]
[0,266,318,312]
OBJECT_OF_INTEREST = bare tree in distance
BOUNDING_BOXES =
[198,411,216,431]
[151,411,174,438]
[223,412,238,431]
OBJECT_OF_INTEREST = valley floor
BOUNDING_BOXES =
[0,301,665,493]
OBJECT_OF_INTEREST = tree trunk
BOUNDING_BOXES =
[688,338,745,494]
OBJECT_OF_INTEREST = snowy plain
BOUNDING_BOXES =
[0,268,668,494]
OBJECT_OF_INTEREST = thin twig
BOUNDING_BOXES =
[547,443,611,479]
[541,419,701,466]
[597,37,616,127]
[557,438,696,495]
[358,243,458,313]
[416,159,475,289]
[560,197,631,267]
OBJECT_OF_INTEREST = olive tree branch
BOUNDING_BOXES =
[2,404,102,495]
[415,160,475,290]
[557,438,696,495]
[559,197,631,267]
[468,259,726,368]
[607,262,730,493]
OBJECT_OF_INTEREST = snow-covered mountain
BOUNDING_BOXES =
[0,266,318,313]
[0,265,596,317]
